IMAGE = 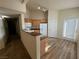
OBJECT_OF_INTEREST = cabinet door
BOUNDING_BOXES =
[32,20,40,28]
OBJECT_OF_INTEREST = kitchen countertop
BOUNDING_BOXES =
[23,30,41,36]
[23,30,48,40]
[27,32,41,36]
[30,28,40,30]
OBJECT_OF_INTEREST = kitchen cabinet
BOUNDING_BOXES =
[24,18,48,34]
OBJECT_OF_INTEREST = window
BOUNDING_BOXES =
[63,17,78,40]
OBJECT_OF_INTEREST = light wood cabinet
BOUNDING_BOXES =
[24,18,48,27]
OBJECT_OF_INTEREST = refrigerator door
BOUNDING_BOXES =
[40,23,47,36]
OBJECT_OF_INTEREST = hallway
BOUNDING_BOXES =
[0,36,31,59]
[41,38,77,59]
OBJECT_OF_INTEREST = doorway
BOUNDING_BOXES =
[4,17,20,43]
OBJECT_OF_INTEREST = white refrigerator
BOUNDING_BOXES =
[40,23,47,36]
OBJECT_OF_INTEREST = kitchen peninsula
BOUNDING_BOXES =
[21,11,48,59]
[21,30,48,59]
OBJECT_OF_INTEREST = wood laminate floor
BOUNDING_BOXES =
[0,36,76,59]
[0,36,31,59]
[41,38,77,59]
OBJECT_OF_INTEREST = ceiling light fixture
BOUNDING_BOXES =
[37,6,41,9]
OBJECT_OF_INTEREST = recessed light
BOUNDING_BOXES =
[2,15,9,18]
[37,6,41,9]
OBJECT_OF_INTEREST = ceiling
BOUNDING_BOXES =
[31,0,79,10]
[26,1,47,11]
[0,7,24,16]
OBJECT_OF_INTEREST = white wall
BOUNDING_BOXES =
[25,9,30,18]
[48,9,58,37]
[0,17,5,39]
[21,31,40,59]
[0,17,5,49]
[20,14,25,29]
[76,20,79,59]
[57,8,79,39]
[0,0,28,13]
[21,31,36,59]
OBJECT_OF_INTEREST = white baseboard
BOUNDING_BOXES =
[48,36,75,42]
